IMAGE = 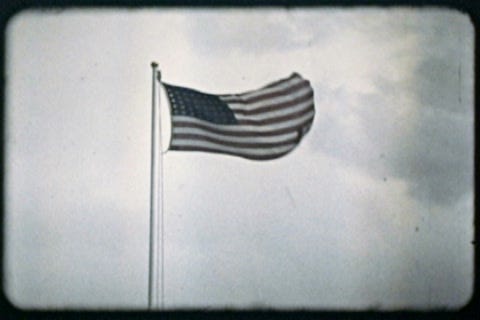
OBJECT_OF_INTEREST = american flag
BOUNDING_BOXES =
[163,73,315,160]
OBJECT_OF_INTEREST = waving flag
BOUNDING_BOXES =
[163,73,314,160]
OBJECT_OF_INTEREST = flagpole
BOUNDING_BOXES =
[148,62,163,310]
[157,68,165,310]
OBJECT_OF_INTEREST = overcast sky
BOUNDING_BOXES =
[3,8,474,310]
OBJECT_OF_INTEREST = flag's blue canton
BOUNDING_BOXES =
[164,84,238,125]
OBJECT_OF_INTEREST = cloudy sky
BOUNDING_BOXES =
[4,8,474,310]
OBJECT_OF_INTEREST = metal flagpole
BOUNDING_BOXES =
[158,68,165,310]
[148,62,163,310]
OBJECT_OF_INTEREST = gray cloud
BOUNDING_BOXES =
[389,12,473,205]
[185,10,334,56]
[311,9,473,206]
[390,108,473,205]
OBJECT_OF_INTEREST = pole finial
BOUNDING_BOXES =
[151,62,158,68]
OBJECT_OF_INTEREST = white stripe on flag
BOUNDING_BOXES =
[225,84,312,111]
[172,126,299,144]
[170,139,297,157]
[220,75,304,102]
[233,99,314,121]
[172,111,314,133]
